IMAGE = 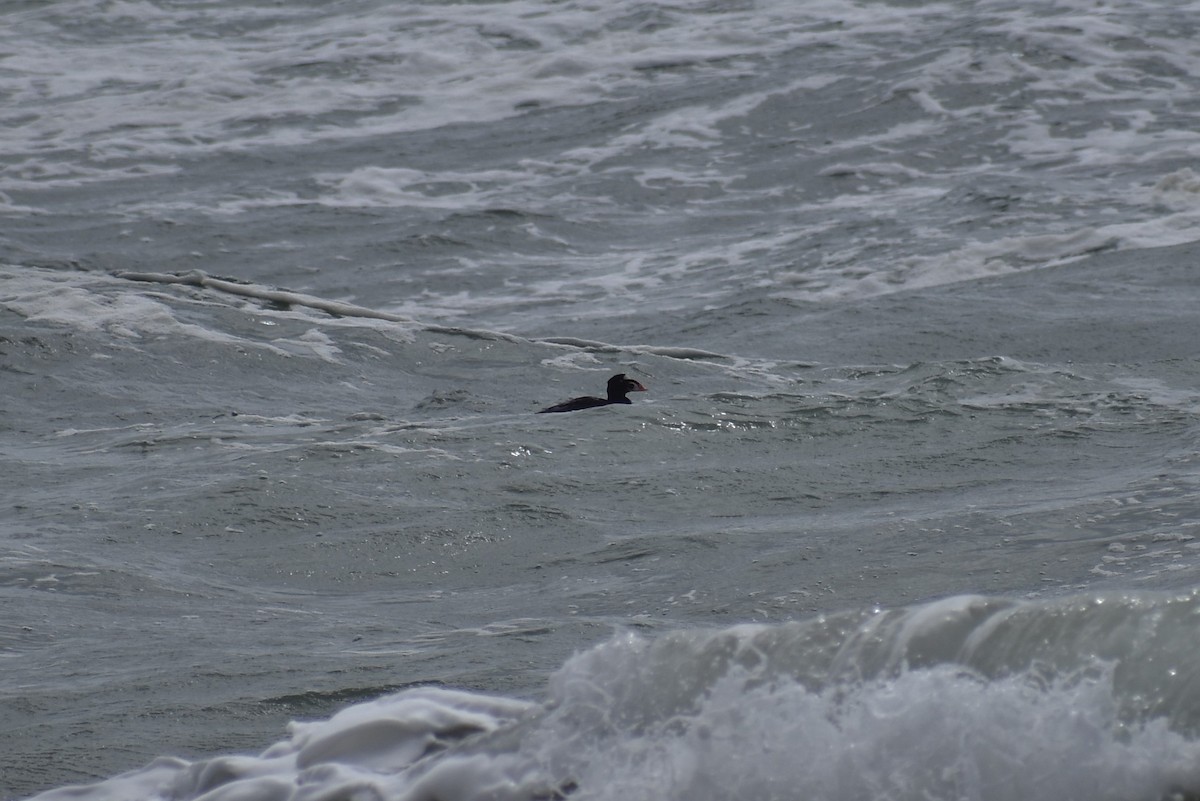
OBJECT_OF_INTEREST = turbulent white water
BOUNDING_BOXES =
[30,592,1200,801]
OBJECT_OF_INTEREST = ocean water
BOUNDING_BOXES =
[4,0,1200,799]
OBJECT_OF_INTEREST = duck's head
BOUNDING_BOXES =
[607,373,647,400]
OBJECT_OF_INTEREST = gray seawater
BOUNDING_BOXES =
[3,1,1200,799]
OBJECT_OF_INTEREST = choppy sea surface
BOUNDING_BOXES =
[4,1,1200,799]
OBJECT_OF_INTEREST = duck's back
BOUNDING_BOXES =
[538,395,614,414]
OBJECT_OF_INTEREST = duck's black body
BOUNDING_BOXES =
[538,373,647,414]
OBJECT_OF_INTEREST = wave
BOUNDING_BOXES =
[30,590,1200,801]
[7,266,740,368]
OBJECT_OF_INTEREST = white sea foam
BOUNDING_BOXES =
[272,328,342,363]
[0,267,422,359]
[0,0,834,170]
[0,267,293,353]
[318,166,542,211]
